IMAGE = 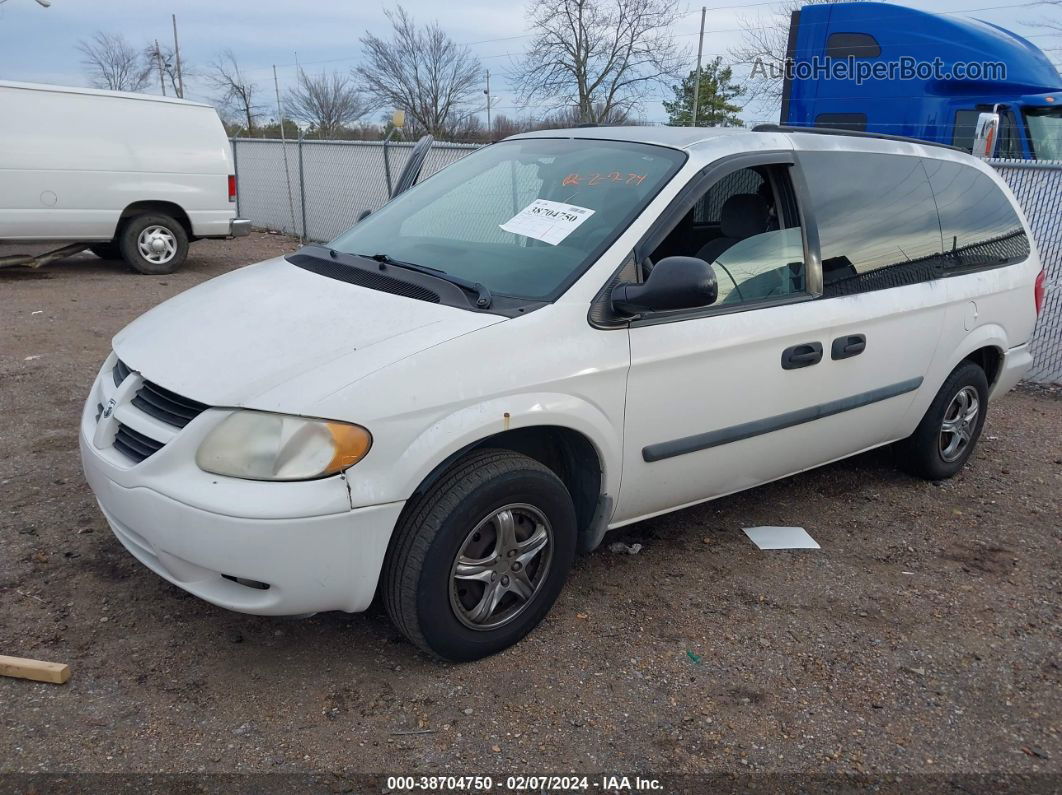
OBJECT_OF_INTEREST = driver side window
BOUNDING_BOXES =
[646,165,807,307]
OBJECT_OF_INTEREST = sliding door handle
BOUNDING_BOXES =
[781,342,823,370]
[832,334,867,360]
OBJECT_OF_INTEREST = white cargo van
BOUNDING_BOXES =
[81,126,1045,661]
[0,81,249,274]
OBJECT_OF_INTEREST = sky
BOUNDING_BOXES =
[0,0,1059,128]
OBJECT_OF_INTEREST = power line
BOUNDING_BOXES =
[239,0,1056,76]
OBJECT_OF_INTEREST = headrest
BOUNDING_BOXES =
[720,193,770,239]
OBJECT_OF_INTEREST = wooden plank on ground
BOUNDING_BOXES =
[0,654,70,684]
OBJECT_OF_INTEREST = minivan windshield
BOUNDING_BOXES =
[1025,107,1062,161]
[328,138,686,300]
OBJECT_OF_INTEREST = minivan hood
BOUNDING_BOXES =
[113,257,504,411]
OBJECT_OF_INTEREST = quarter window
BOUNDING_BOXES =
[922,158,1030,272]
[799,151,944,297]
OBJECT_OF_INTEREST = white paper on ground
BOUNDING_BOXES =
[742,526,820,550]
[499,199,595,245]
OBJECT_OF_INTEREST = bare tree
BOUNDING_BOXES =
[729,0,884,107]
[491,114,534,140]
[144,42,191,97]
[285,69,373,138]
[356,5,483,137]
[1019,1,1062,72]
[514,0,686,125]
[77,31,151,92]
[1025,1,1061,37]
[205,49,262,134]
[542,103,631,127]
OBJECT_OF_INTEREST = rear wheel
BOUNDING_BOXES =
[88,242,120,260]
[382,449,577,661]
[118,214,189,275]
[896,361,989,480]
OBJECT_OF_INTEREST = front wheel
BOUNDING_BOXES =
[118,214,189,275]
[896,361,989,480]
[382,449,577,661]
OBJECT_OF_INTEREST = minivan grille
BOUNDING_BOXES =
[113,422,165,463]
[112,359,131,386]
[132,380,208,429]
[106,358,212,464]
[112,359,209,429]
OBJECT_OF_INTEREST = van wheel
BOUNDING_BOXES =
[896,361,989,480]
[383,449,577,662]
[118,214,189,275]
[88,242,120,260]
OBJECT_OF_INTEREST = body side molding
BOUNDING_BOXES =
[642,377,924,462]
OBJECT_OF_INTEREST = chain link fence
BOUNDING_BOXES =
[230,138,1061,383]
[231,137,479,242]
[990,159,1062,384]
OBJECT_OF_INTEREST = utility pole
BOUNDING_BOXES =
[154,39,167,96]
[484,70,492,138]
[273,64,299,237]
[691,5,706,127]
[273,64,286,142]
[171,14,184,98]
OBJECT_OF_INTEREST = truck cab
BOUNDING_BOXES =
[781,2,1062,159]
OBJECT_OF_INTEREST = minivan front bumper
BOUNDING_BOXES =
[79,361,403,616]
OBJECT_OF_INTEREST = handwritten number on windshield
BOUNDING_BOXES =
[562,172,647,187]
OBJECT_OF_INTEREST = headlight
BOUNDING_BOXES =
[195,411,371,481]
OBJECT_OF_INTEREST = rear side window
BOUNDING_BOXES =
[799,151,944,297]
[922,159,1030,272]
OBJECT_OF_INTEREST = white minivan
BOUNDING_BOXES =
[80,126,1046,661]
[0,81,248,273]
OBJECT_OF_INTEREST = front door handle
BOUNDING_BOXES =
[781,342,823,370]
[831,334,867,360]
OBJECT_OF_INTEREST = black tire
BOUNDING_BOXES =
[383,449,577,661]
[896,361,989,480]
[118,213,189,275]
[88,242,120,260]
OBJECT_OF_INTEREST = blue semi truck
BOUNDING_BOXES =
[780,2,1062,159]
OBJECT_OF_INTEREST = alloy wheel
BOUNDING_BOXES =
[449,503,553,631]
[939,385,980,462]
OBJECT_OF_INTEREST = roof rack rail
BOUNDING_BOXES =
[752,124,964,152]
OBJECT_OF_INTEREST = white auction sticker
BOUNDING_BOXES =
[500,199,595,246]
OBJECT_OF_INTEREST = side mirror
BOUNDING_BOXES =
[611,256,718,316]
[972,111,1000,159]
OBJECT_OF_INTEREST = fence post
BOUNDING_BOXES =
[231,139,240,217]
[297,130,308,242]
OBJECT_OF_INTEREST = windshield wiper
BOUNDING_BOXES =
[358,253,492,309]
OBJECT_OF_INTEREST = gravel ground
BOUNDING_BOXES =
[0,235,1059,785]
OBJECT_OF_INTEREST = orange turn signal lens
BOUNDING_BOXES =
[326,422,373,473]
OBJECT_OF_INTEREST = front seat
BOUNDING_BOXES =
[695,193,771,263]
